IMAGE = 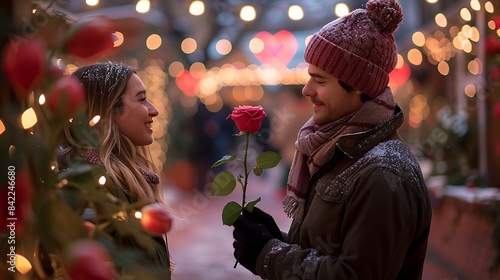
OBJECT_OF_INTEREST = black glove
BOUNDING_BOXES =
[244,207,284,241]
[233,211,276,274]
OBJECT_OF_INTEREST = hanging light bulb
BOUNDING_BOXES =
[136,0,150,13]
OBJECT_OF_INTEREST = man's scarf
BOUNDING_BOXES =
[282,89,396,220]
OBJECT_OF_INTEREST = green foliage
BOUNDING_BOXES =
[211,131,281,226]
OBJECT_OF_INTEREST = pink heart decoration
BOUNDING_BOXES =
[252,30,298,68]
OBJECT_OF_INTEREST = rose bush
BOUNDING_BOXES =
[226,105,266,134]
[140,203,173,236]
[212,106,281,226]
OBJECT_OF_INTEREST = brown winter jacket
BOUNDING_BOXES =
[256,106,432,280]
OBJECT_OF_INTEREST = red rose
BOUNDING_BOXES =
[64,240,116,280]
[141,203,173,236]
[226,105,267,133]
[62,16,116,62]
[2,38,45,98]
[46,75,85,117]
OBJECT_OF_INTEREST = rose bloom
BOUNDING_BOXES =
[226,105,266,134]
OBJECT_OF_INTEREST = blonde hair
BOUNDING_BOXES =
[58,63,163,204]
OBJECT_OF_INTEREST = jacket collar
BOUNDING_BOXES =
[336,105,404,158]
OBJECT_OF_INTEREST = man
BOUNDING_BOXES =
[232,0,432,279]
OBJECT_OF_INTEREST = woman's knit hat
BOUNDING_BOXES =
[304,0,403,98]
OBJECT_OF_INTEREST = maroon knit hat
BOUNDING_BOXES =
[304,0,403,98]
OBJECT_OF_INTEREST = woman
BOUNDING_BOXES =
[57,62,171,279]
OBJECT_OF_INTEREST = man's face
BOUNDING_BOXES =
[302,64,363,125]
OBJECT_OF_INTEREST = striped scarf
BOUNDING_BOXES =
[282,88,396,220]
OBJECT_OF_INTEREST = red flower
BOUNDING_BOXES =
[227,105,267,134]
[62,16,116,62]
[64,240,116,280]
[46,76,85,117]
[2,38,45,98]
[141,203,173,236]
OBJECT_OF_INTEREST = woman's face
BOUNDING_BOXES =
[114,74,159,146]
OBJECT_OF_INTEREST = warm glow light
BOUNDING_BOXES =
[89,115,100,127]
[240,5,256,21]
[462,39,472,53]
[335,3,350,17]
[215,39,232,55]
[38,94,46,105]
[426,0,438,3]
[460,8,472,21]
[248,37,264,54]
[98,175,106,185]
[146,34,162,50]
[0,119,5,135]
[189,0,205,16]
[468,59,482,75]
[407,48,423,65]
[21,108,37,129]
[485,2,494,13]
[488,20,497,30]
[15,254,32,274]
[113,32,124,47]
[437,61,449,75]
[168,61,185,77]
[86,0,99,6]
[470,0,481,11]
[135,211,142,219]
[181,38,197,54]
[412,31,426,47]
[464,84,476,97]
[136,0,150,13]
[435,13,447,27]
[288,5,304,20]
[395,54,404,69]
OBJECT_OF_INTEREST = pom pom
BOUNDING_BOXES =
[366,0,403,33]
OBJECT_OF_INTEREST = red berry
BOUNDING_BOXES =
[141,203,173,236]
[46,76,85,117]
[2,38,46,98]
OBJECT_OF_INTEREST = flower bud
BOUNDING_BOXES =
[64,239,116,280]
[2,38,45,98]
[62,16,116,62]
[140,203,173,236]
[46,76,85,117]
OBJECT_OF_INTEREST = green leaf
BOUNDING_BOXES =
[244,197,261,213]
[211,171,236,196]
[211,155,237,168]
[256,151,281,169]
[222,201,242,226]
[253,167,263,176]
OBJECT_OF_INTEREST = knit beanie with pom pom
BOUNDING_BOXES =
[304,0,403,98]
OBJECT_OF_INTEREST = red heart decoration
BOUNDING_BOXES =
[252,30,298,68]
